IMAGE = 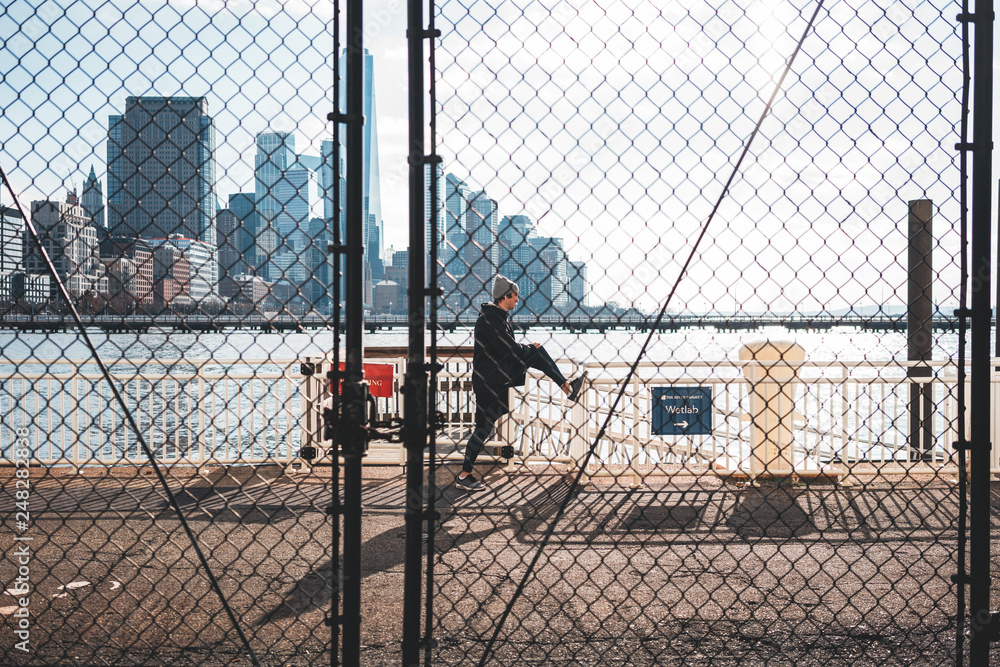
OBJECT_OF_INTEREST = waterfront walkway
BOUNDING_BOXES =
[0,461,976,665]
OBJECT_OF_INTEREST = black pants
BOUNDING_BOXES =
[461,345,567,473]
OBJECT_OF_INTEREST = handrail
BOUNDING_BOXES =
[1,354,988,479]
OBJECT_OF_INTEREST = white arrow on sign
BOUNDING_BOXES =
[676,421,688,428]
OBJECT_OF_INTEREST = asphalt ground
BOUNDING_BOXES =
[0,462,996,666]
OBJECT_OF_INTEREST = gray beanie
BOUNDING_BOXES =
[493,274,518,301]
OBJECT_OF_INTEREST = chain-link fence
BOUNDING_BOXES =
[1,1,343,664]
[425,0,987,665]
[0,0,995,665]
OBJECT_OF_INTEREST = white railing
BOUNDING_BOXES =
[0,355,990,481]
[503,359,975,484]
[0,358,306,468]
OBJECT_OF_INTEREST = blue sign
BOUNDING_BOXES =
[652,386,713,436]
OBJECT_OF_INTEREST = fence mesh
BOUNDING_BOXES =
[0,0,989,665]
[428,0,972,665]
[1,1,340,664]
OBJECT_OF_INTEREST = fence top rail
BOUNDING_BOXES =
[0,372,294,382]
[581,375,959,388]
[585,359,967,370]
[0,357,305,370]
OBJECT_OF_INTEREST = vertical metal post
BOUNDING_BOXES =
[906,199,933,461]
[423,3,442,664]
[968,0,993,661]
[342,0,366,663]
[330,3,343,663]
[402,0,428,663]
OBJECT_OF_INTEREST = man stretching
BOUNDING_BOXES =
[456,275,587,491]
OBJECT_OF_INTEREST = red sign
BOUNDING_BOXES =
[332,362,395,398]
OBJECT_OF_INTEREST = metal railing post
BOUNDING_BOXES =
[907,199,934,462]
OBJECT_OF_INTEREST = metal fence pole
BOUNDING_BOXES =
[329,7,345,664]
[968,0,993,661]
[402,0,429,662]
[342,0,366,663]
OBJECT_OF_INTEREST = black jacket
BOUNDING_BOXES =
[472,303,530,406]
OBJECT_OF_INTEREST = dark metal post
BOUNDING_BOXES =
[329,5,343,665]
[968,0,993,660]
[423,5,442,665]
[402,0,428,663]
[342,0,366,663]
[906,199,933,461]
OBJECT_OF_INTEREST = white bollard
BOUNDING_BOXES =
[739,339,805,478]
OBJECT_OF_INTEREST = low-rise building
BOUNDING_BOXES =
[151,242,191,311]
[220,273,271,309]
[147,236,216,302]
[100,236,154,308]
[373,279,401,314]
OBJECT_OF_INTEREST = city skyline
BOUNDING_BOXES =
[0,79,595,316]
[0,0,973,314]
[0,0,618,310]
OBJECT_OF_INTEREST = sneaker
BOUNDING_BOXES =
[455,475,485,492]
[567,370,589,402]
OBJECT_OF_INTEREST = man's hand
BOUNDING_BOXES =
[531,342,541,348]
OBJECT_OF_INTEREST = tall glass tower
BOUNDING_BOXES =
[462,190,498,313]
[499,214,537,285]
[107,97,217,245]
[424,161,445,287]
[228,192,258,272]
[254,131,296,281]
[338,48,383,281]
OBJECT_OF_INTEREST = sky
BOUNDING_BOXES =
[0,0,992,313]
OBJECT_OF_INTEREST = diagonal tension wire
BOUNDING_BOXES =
[0,167,262,667]
[477,1,826,663]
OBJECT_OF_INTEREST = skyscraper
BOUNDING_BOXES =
[569,259,589,310]
[81,165,105,230]
[0,205,23,274]
[320,139,340,226]
[526,236,569,315]
[424,162,445,285]
[277,165,322,250]
[228,193,258,273]
[461,190,498,312]
[107,97,217,246]
[499,214,537,285]
[254,131,296,281]
[270,164,321,289]
[304,216,334,312]
[216,208,245,284]
[443,173,470,312]
[445,173,469,241]
[339,48,383,283]
[99,236,154,309]
[107,114,124,234]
